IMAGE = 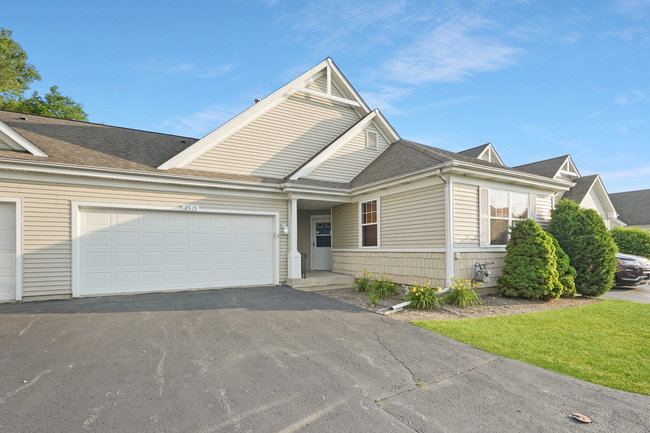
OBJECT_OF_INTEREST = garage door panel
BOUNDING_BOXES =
[79,208,275,296]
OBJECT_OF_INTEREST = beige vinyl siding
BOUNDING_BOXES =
[535,194,553,228]
[185,93,360,178]
[381,184,445,248]
[304,126,390,182]
[0,179,288,299]
[305,74,346,98]
[453,183,479,246]
[332,203,357,249]
[581,187,610,227]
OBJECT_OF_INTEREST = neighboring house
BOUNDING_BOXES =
[515,155,618,228]
[0,58,591,303]
[609,189,650,231]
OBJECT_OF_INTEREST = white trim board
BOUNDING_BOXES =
[0,197,22,301]
[0,120,48,157]
[71,202,281,297]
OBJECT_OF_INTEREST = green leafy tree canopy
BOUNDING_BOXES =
[0,28,87,121]
[610,226,650,258]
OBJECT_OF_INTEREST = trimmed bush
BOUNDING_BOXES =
[548,199,618,297]
[550,235,577,297]
[498,219,561,300]
[611,226,650,258]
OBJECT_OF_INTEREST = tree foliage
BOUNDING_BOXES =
[0,28,40,99]
[610,226,650,258]
[1,86,87,121]
[0,28,87,121]
[498,219,562,300]
[548,199,618,297]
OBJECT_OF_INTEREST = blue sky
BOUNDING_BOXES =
[4,0,649,192]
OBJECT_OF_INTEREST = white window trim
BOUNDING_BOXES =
[366,130,378,150]
[486,189,530,246]
[358,198,380,248]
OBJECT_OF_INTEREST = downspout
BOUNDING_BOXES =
[435,169,454,287]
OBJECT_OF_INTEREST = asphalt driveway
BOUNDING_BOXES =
[603,283,650,304]
[0,286,648,433]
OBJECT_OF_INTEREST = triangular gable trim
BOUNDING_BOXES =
[476,143,504,166]
[554,155,580,179]
[587,175,617,219]
[159,58,370,170]
[0,120,48,157]
[288,109,399,180]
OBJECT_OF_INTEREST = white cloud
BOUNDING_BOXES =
[601,164,650,180]
[384,17,520,84]
[359,86,410,113]
[136,60,233,79]
[159,105,240,138]
[614,90,649,106]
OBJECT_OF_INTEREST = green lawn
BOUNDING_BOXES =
[414,300,650,395]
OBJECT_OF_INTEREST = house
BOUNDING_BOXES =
[1,58,591,302]
[609,189,650,231]
[515,155,618,228]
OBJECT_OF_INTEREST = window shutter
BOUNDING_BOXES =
[529,194,537,222]
[479,188,489,245]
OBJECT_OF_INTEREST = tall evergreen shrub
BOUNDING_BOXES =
[548,199,618,297]
[498,219,561,299]
[610,226,650,258]
[550,235,577,297]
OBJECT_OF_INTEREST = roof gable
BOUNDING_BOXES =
[564,174,617,218]
[515,155,579,179]
[158,58,372,171]
[0,118,48,157]
[288,109,399,182]
[459,143,504,166]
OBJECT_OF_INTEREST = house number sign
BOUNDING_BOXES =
[179,205,200,211]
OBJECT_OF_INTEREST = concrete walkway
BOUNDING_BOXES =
[602,283,650,304]
[0,286,648,432]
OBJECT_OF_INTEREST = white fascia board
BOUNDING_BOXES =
[289,110,379,180]
[0,159,285,194]
[350,163,452,195]
[478,144,504,166]
[374,110,400,143]
[158,59,332,170]
[450,162,574,191]
[0,120,49,157]
[554,155,580,179]
[326,58,371,113]
[593,175,618,218]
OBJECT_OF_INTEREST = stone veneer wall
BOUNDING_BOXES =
[453,251,506,287]
[332,251,446,287]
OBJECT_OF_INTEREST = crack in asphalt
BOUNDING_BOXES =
[375,332,417,384]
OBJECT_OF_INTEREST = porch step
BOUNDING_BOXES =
[287,272,356,292]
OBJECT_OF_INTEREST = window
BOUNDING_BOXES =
[487,189,528,245]
[361,200,378,247]
[366,130,378,149]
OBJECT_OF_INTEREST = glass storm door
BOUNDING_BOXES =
[312,217,332,270]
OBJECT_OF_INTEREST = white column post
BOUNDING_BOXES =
[288,198,302,279]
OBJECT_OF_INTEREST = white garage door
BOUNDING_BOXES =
[0,203,16,301]
[78,208,275,296]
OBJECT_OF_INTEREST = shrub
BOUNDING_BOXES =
[611,227,650,258]
[498,219,561,300]
[445,279,484,307]
[371,274,398,300]
[550,234,577,297]
[405,281,442,310]
[548,200,618,297]
[357,270,373,292]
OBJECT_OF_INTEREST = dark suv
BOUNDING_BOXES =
[615,253,650,286]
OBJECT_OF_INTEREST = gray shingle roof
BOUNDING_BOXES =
[562,174,598,204]
[514,155,569,178]
[0,110,279,184]
[458,143,490,158]
[609,189,650,225]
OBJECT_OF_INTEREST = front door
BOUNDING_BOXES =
[311,216,332,270]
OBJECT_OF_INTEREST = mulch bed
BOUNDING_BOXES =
[318,286,600,322]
